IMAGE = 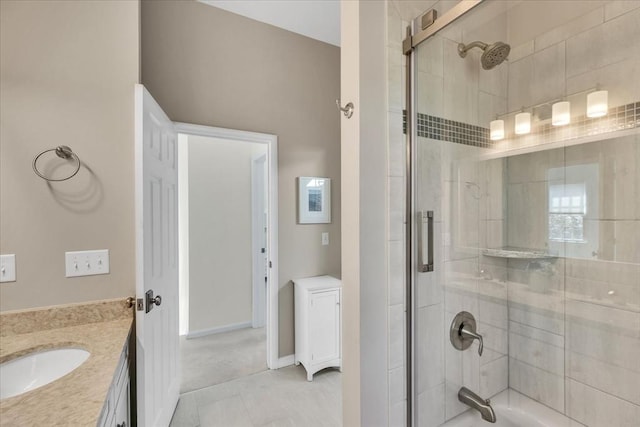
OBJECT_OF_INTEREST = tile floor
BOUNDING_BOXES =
[180,327,267,393]
[170,365,342,427]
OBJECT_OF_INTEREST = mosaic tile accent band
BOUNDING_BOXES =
[403,101,640,147]
[402,110,490,146]
[417,113,491,147]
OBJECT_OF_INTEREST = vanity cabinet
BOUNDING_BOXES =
[294,275,342,381]
[97,339,130,427]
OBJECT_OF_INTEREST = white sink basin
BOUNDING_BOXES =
[0,348,90,400]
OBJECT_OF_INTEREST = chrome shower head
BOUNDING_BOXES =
[457,40,511,70]
[481,41,510,69]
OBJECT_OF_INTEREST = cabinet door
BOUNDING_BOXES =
[309,290,340,363]
[113,376,130,427]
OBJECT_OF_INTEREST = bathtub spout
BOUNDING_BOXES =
[458,387,496,423]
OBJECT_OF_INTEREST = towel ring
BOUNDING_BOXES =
[32,146,81,182]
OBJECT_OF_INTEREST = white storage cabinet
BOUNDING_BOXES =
[294,275,342,381]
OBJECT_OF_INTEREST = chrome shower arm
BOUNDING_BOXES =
[457,41,488,57]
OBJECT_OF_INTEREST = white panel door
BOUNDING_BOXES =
[135,84,180,427]
[251,153,267,328]
[309,290,340,363]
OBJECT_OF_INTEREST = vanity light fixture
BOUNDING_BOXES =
[552,101,570,126]
[489,119,504,140]
[515,112,531,135]
[587,90,608,118]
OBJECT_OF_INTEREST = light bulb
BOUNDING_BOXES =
[490,119,504,140]
[552,101,570,126]
[587,90,608,118]
[515,112,531,135]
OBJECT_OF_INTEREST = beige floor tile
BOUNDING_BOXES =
[172,365,342,427]
[181,327,267,393]
[198,395,254,427]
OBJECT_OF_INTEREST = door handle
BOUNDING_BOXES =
[145,289,162,313]
[417,210,434,272]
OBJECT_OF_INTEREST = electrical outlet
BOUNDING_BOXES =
[65,250,110,278]
[0,254,16,283]
[322,232,329,246]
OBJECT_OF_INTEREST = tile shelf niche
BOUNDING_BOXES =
[482,247,558,259]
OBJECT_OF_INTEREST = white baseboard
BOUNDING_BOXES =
[277,354,295,369]
[185,321,252,339]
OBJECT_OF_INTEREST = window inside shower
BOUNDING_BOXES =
[547,163,599,254]
[549,182,587,242]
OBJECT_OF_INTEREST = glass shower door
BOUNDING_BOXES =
[411,2,640,426]
[412,2,510,425]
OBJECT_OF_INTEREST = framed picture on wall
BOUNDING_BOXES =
[297,176,331,224]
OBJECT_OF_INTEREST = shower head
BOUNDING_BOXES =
[457,41,511,70]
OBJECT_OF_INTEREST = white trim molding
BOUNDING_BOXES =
[277,354,295,369]
[174,122,280,370]
[185,321,252,339]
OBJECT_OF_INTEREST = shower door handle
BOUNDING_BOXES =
[417,210,434,272]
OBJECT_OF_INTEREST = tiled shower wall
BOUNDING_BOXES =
[386,1,409,425]
[386,1,640,426]
[500,2,640,425]
[504,137,640,425]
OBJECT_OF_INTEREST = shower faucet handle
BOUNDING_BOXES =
[450,311,485,357]
[460,325,484,356]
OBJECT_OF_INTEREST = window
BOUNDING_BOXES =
[548,183,586,242]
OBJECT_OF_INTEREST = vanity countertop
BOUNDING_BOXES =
[0,299,132,426]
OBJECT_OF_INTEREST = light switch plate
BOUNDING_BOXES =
[65,250,110,278]
[322,232,329,246]
[0,254,16,283]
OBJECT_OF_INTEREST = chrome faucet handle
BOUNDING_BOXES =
[450,311,485,357]
[460,325,484,356]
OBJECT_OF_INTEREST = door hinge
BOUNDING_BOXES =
[269,261,272,268]
[261,248,265,253]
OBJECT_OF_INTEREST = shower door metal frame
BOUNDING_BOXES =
[402,1,484,425]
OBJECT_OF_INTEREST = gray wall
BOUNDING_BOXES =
[0,0,139,311]
[141,0,341,357]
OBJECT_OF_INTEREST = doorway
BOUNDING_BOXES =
[175,123,278,393]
